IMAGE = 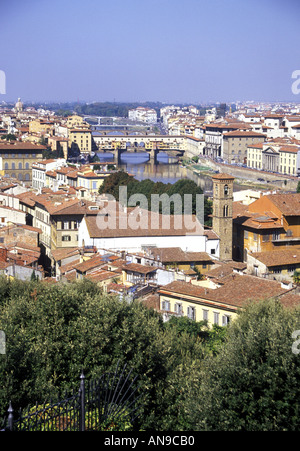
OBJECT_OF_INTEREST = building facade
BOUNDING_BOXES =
[212,173,234,261]
[0,141,45,182]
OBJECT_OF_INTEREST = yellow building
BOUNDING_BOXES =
[247,142,299,175]
[29,118,55,136]
[77,169,109,193]
[149,247,214,276]
[0,141,45,182]
[233,192,300,261]
[158,274,293,327]
[66,115,90,129]
[68,128,92,154]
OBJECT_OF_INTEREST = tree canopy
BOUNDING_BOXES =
[0,277,299,431]
[98,171,212,224]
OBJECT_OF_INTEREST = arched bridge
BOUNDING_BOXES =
[93,134,186,158]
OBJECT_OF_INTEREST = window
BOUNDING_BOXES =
[213,312,219,325]
[187,306,196,321]
[224,184,229,195]
[202,309,208,321]
[161,300,170,311]
[223,205,228,217]
[62,235,71,242]
[18,162,22,169]
[174,303,183,315]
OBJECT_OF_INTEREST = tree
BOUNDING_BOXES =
[0,277,207,430]
[297,181,300,193]
[98,171,212,220]
[186,298,300,431]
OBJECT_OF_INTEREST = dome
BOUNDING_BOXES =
[15,97,23,111]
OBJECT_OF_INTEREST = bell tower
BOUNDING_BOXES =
[212,173,234,261]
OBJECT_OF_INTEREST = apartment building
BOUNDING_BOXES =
[204,121,250,160]
[222,130,266,164]
[128,107,157,123]
[247,141,300,175]
[157,274,293,327]
[68,128,92,154]
[32,158,66,189]
[233,192,300,262]
[0,141,45,182]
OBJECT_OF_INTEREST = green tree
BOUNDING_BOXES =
[0,277,207,430]
[186,298,300,431]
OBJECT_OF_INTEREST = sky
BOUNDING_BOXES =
[0,0,300,104]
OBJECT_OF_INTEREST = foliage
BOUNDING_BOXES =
[0,277,204,430]
[98,171,212,222]
[1,134,17,141]
[186,299,300,431]
[1,278,300,431]
[293,269,300,285]
[22,403,133,431]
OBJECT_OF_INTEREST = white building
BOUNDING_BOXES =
[78,206,219,257]
[32,158,66,190]
[128,107,157,123]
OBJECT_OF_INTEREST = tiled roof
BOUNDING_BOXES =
[250,248,300,267]
[149,247,213,263]
[159,275,295,309]
[266,194,300,216]
[84,208,204,238]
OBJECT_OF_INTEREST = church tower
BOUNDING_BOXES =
[212,173,234,261]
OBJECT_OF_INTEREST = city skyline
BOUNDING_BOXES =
[1,0,300,104]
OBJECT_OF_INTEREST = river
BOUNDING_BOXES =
[96,151,253,195]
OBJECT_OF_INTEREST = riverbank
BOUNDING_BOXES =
[181,156,299,193]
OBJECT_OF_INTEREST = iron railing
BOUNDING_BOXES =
[1,361,142,431]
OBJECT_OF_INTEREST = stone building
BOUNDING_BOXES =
[0,141,45,182]
[212,173,234,261]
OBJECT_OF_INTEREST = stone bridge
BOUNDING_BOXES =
[93,134,186,160]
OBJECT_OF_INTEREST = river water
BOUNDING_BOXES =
[96,151,249,195]
[97,151,215,193]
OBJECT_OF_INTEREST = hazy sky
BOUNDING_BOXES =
[1,0,300,104]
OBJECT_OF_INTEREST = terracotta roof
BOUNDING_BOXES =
[50,247,80,262]
[73,255,105,273]
[223,130,266,137]
[84,208,204,238]
[0,141,46,150]
[149,247,213,263]
[211,173,235,181]
[122,262,157,274]
[159,275,293,309]
[250,248,300,267]
[267,193,300,216]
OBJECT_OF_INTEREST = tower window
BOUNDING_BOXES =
[224,184,229,195]
[223,205,229,217]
